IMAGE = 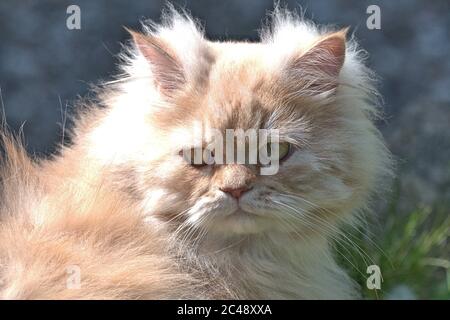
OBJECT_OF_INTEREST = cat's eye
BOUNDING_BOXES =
[279,142,291,160]
[266,142,292,161]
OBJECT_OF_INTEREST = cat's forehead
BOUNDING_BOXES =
[209,42,271,88]
[203,95,267,131]
[202,44,277,125]
[153,43,285,133]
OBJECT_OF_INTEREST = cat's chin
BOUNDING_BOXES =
[206,209,275,235]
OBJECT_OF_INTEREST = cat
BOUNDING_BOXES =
[0,7,392,299]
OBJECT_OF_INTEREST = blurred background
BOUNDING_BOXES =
[0,0,448,299]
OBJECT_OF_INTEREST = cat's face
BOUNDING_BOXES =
[96,21,387,238]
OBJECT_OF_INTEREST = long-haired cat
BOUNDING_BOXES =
[0,7,391,299]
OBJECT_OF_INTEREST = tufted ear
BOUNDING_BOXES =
[128,29,186,96]
[286,28,348,95]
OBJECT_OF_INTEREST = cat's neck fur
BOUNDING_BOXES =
[172,229,359,299]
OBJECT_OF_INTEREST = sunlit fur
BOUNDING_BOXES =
[0,7,392,299]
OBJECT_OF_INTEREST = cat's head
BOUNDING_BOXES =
[87,9,391,237]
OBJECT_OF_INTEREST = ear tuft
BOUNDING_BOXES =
[127,28,186,96]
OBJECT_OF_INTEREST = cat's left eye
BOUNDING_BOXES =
[266,142,292,161]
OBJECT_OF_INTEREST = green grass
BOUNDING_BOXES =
[335,187,449,300]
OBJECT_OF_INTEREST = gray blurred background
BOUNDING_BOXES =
[0,0,449,209]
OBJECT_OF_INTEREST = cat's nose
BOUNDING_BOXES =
[220,186,251,199]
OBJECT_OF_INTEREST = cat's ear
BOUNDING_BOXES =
[128,29,185,96]
[286,28,348,95]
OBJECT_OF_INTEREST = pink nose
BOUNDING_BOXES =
[220,186,251,199]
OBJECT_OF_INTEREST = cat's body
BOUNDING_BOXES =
[0,8,391,299]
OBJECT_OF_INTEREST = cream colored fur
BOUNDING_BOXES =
[0,7,391,299]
